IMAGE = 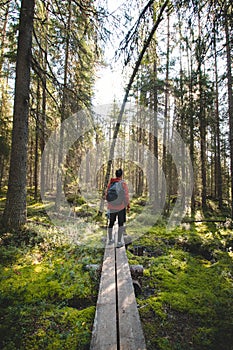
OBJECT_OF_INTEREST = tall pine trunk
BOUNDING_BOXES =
[199,73,207,210]
[34,79,40,200]
[162,13,170,213]
[40,2,49,199]
[225,7,233,218]
[186,23,195,215]
[152,56,158,211]
[55,0,71,210]
[197,10,207,211]
[3,0,35,230]
[213,23,223,209]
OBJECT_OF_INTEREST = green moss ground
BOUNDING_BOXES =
[127,222,233,350]
[0,194,232,349]
[0,225,103,350]
[0,194,104,350]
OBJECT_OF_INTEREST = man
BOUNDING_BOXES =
[106,168,130,247]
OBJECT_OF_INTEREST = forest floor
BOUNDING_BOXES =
[0,191,232,350]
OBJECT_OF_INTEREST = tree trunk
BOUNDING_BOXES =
[3,0,35,230]
[162,13,170,213]
[29,127,34,189]
[225,7,233,218]
[197,11,207,211]
[40,3,49,199]
[186,32,195,215]
[199,73,207,211]
[34,79,40,200]
[0,156,5,191]
[152,56,158,211]
[0,3,10,192]
[0,2,9,74]
[213,23,223,209]
[55,0,71,211]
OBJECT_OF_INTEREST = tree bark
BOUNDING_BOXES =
[186,30,195,215]
[197,10,207,211]
[152,56,158,210]
[199,76,207,210]
[34,79,40,200]
[162,13,170,213]
[55,0,71,211]
[213,23,222,209]
[3,0,35,230]
[0,1,9,74]
[225,7,233,218]
[40,4,49,199]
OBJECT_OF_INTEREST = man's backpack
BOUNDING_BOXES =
[106,181,125,205]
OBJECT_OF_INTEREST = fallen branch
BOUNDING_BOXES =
[26,219,52,227]
[182,219,227,223]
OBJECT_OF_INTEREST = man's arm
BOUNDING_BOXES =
[123,181,130,210]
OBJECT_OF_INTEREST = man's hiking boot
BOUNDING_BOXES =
[117,226,124,242]
[108,227,113,242]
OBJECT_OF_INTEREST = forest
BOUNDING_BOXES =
[0,0,232,349]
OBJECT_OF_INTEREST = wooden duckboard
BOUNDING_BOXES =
[90,244,117,349]
[90,233,146,350]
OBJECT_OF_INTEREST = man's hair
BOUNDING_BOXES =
[116,168,123,178]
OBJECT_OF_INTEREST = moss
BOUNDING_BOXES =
[0,244,100,306]
[1,198,233,350]
[0,220,103,350]
[67,195,86,206]
[130,223,233,350]
[23,306,95,350]
[0,304,95,350]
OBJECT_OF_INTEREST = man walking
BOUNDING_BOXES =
[106,168,130,247]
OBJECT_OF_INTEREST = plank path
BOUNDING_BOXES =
[90,227,146,350]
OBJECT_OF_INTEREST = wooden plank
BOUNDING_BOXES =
[90,243,117,350]
[116,245,146,350]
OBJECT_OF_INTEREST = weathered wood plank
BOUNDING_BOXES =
[90,244,117,350]
[116,245,146,350]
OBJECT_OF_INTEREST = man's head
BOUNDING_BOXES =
[116,168,123,178]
